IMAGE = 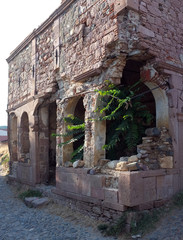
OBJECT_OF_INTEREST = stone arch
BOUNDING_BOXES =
[62,96,85,164]
[103,60,157,159]
[9,113,18,162]
[144,82,169,128]
[20,112,30,163]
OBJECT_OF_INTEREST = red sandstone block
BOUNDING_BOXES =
[59,182,79,194]
[127,0,139,11]
[157,175,173,200]
[104,188,119,204]
[57,172,67,183]
[139,25,155,38]
[118,174,131,205]
[169,75,183,90]
[154,199,168,208]
[129,173,144,206]
[140,169,166,178]
[173,174,180,194]
[167,89,178,108]
[102,201,127,212]
[80,174,91,197]
[135,201,154,211]
[118,172,144,206]
[114,0,139,15]
[67,173,79,185]
[90,175,105,189]
[91,188,104,200]
[143,177,156,202]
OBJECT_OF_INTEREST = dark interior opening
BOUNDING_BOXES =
[20,112,30,163]
[48,101,57,185]
[73,97,85,159]
[106,60,156,159]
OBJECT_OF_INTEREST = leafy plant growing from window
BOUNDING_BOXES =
[52,114,85,163]
[96,80,153,158]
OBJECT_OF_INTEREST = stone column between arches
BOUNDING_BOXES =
[56,92,106,168]
[83,93,106,168]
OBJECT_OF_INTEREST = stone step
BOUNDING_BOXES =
[24,197,50,208]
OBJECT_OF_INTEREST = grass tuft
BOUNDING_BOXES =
[173,191,183,207]
[19,189,42,201]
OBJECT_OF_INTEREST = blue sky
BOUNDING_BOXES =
[0,0,61,126]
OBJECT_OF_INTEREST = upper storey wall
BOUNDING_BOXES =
[137,0,183,68]
[8,43,32,108]
[58,0,118,79]
[7,0,183,110]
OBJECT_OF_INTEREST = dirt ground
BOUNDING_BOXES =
[0,143,9,173]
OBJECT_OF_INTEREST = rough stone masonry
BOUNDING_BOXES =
[6,0,183,217]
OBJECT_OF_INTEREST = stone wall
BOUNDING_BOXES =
[138,0,183,68]
[8,43,32,108]
[36,26,55,94]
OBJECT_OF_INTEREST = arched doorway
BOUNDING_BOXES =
[9,113,18,162]
[105,60,156,159]
[62,96,85,164]
[48,101,57,184]
[20,112,30,163]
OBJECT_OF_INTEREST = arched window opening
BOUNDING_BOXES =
[62,96,85,164]
[106,60,156,159]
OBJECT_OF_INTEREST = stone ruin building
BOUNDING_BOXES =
[6,0,183,219]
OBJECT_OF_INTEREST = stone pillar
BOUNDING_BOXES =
[38,106,49,182]
[56,98,78,166]
[167,72,183,169]
[83,93,106,168]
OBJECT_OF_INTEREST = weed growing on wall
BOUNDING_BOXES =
[52,115,85,162]
[96,80,153,158]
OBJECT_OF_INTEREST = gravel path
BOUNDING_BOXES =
[0,171,115,240]
[142,209,183,240]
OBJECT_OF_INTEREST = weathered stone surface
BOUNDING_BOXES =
[24,197,50,208]
[98,159,110,166]
[31,197,50,208]
[145,128,161,137]
[64,161,73,168]
[119,156,129,162]
[106,160,119,169]
[128,155,138,163]
[127,162,139,171]
[159,156,174,169]
[116,161,128,171]
[73,160,85,168]
[24,197,38,208]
